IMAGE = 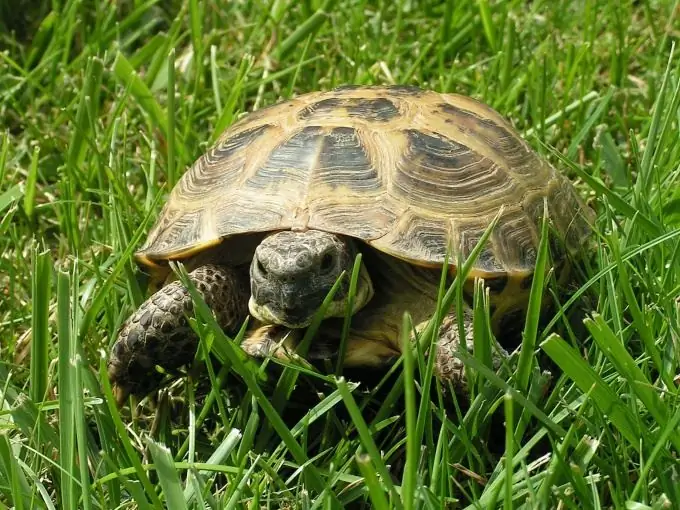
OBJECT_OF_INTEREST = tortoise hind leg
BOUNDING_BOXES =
[306,307,507,395]
[333,307,507,394]
[107,264,250,406]
[429,309,508,394]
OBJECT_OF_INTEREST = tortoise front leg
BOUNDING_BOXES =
[241,308,508,396]
[107,264,249,405]
[240,324,302,359]
[242,322,401,365]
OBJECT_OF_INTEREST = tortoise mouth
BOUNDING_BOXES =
[248,297,315,329]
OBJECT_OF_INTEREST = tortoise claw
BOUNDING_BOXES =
[111,383,130,408]
[241,324,301,359]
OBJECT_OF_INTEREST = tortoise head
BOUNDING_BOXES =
[248,230,373,328]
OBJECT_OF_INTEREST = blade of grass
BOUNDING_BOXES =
[597,130,628,187]
[401,313,417,510]
[585,313,680,452]
[630,404,680,501]
[29,247,50,404]
[143,3,187,89]
[67,56,103,174]
[236,400,259,462]
[543,227,680,333]
[23,146,39,222]
[472,278,492,395]
[166,47,177,187]
[0,131,8,184]
[99,359,163,508]
[336,253,363,375]
[0,434,31,510]
[209,45,222,113]
[499,19,515,92]
[147,439,188,510]
[224,455,260,510]
[516,200,550,394]
[77,189,164,341]
[64,266,92,510]
[210,54,254,142]
[534,387,597,504]
[356,454,391,510]
[452,346,566,436]
[336,377,403,509]
[385,0,404,65]
[275,0,336,61]
[477,0,497,52]
[57,264,77,510]
[566,87,614,160]
[503,391,514,510]
[638,43,676,194]
[112,52,187,161]
[523,91,599,139]
[188,0,203,67]
[175,265,334,500]
[289,389,344,439]
[607,227,673,389]
[540,333,643,449]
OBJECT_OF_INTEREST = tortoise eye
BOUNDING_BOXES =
[320,253,335,273]
[256,258,268,276]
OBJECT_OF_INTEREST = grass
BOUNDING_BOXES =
[1,0,680,508]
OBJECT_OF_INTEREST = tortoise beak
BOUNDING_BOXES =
[248,296,314,329]
[279,306,315,328]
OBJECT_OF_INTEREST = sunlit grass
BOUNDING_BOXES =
[1,0,680,508]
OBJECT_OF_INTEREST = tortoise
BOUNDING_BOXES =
[107,85,593,405]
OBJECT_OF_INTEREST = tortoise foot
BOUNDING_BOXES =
[107,264,248,405]
[433,309,508,394]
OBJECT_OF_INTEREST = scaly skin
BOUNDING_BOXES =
[108,264,249,405]
[432,310,508,393]
[248,230,373,328]
[245,307,509,395]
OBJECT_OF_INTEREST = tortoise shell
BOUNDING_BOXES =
[137,85,593,279]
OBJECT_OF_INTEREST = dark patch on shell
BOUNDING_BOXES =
[299,97,400,123]
[346,98,400,122]
[316,127,380,190]
[392,129,507,215]
[438,103,506,135]
[459,230,504,273]
[332,84,362,92]
[386,85,424,96]
[437,103,532,169]
[247,126,325,188]
[298,98,343,120]
[404,129,476,168]
[212,124,273,161]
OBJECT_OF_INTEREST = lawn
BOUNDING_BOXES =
[1,0,680,508]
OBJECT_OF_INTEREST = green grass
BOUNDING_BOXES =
[2,0,680,508]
